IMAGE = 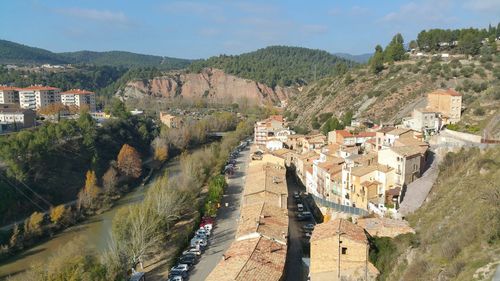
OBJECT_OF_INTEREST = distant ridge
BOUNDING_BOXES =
[334,52,372,63]
[0,39,192,69]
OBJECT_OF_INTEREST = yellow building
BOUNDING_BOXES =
[310,218,378,281]
[427,88,462,124]
[159,112,184,128]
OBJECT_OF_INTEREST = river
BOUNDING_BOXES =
[0,150,193,278]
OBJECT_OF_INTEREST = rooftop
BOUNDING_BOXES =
[21,85,60,91]
[428,88,461,97]
[61,89,95,95]
[386,128,412,136]
[336,130,354,138]
[390,145,426,157]
[244,164,287,197]
[311,218,368,244]
[357,131,376,137]
[0,86,20,91]
[236,202,288,243]
[377,126,396,134]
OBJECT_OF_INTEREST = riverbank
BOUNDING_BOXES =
[0,151,187,279]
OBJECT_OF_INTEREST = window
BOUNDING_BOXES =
[341,247,347,255]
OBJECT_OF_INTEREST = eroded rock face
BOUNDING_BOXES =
[119,68,294,105]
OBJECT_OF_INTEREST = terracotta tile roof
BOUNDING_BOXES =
[60,89,94,95]
[269,115,284,122]
[428,88,461,97]
[236,203,288,243]
[336,130,353,137]
[298,151,319,160]
[390,145,426,157]
[21,86,60,91]
[311,218,368,243]
[0,86,21,91]
[244,164,287,197]
[394,137,429,148]
[387,128,412,136]
[361,180,381,187]
[377,126,396,134]
[206,236,286,281]
[350,165,377,177]
[357,131,376,137]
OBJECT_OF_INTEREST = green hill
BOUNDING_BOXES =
[59,50,191,68]
[0,39,68,65]
[188,46,356,87]
[0,39,191,69]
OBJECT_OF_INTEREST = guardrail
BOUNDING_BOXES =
[311,194,368,216]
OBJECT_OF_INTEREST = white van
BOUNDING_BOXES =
[297,204,304,212]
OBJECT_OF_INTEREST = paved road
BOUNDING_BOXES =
[283,173,311,281]
[398,151,439,216]
[188,147,251,281]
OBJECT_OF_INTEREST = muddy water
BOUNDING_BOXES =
[0,154,187,278]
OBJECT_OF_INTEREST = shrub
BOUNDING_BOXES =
[461,66,474,77]
[449,59,461,69]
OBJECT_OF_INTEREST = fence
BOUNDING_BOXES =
[311,194,368,216]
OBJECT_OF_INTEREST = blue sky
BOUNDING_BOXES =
[0,0,499,59]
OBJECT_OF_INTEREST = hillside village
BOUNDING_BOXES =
[247,83,498,280]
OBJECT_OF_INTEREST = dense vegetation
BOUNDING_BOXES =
[416,23,500,55]
[0,105,156,225]
[189,46,356,87]
[0,39,191,68]
[0,64,127,92]
[371,147,500,280]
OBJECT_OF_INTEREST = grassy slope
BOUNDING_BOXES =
[377,147,500,281]
[286,56,500,137]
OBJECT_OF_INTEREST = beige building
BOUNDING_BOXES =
[18,86,61,110]
[159,112,184,128]
[377,146,427,186]
[60,89,96,112]
[0,86,20,104]
[235,202,288,243]
[310,218,378,281]
[243,163,288,208]
[427,88,462,124]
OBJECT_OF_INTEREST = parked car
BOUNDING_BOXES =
[297,203,304,212]
[190,237,207,248]
[183,247,202,256]
[179,255,197,265]
[171,264,189,272]
[167,276,183,281]
[293,191,300,199]
[197,227,210,237]
[168,269,187,279]
[297,211,313,221]
[303,232,312,239]
[129,272,145,281]
[303,223,315,231]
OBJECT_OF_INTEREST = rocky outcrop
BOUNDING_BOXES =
[119,68,294,105]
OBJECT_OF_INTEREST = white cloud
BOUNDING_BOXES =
[55,8,129,24]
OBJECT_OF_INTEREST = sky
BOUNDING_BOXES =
[0,0,499,59]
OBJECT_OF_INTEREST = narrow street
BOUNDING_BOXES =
[188,147,251,280]
[283,172,310,281]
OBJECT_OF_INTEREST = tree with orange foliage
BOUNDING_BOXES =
[117,144,142,178]
[38,103,68,120]
[78,170,101,211]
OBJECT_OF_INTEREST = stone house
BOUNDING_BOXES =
[310,218,378,281]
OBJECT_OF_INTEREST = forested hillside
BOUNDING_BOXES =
[0,39,68,65]
[188,46,356,87]
[371,147,500,281]
[0,39,192,68]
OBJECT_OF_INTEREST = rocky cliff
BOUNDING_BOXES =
[118,68,294,105]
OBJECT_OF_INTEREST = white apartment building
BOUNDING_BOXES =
[60,89,97,112]
[0,86,20,104]
[18,86,61,110]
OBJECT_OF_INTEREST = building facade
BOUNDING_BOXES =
[0,104,36,128]
[0,86,20,104]
[18,86,61,110]
[427,88,462,124]
[60,89,97,112]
